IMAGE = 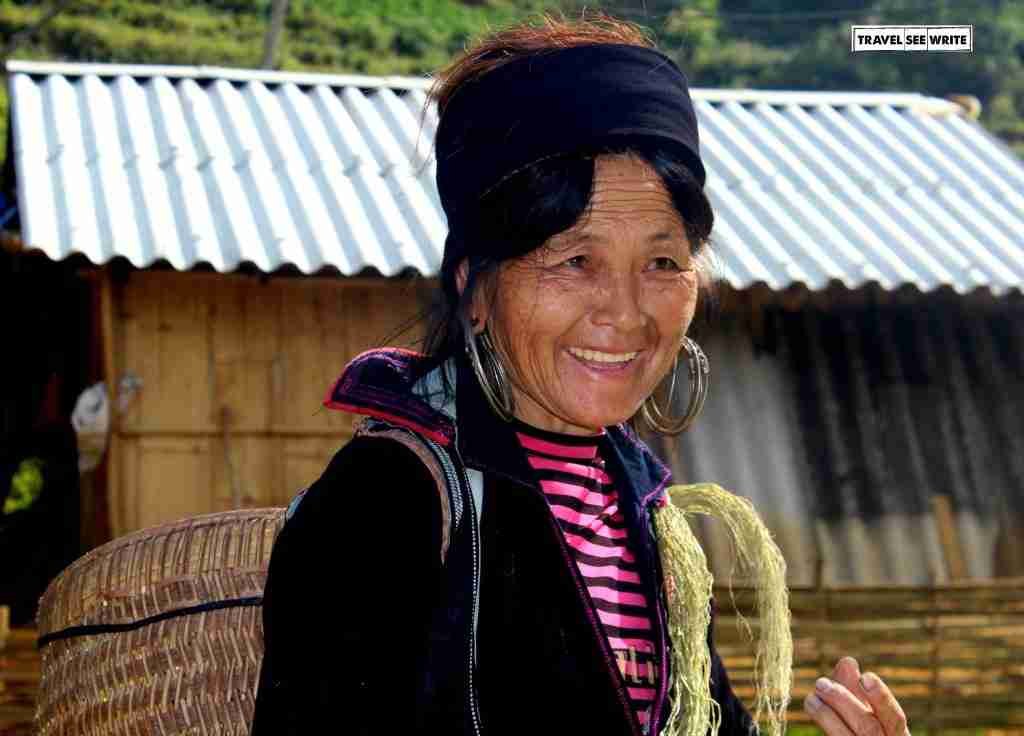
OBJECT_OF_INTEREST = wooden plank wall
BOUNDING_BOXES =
[108,270,426,537]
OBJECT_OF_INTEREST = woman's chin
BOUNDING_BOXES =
[557,401,643,432]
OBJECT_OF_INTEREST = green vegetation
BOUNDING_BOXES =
[0,0,1021,155]
[644,0,1024,155]
[0,1,563,74]
[3,457,43,515]
[0,0,544,146]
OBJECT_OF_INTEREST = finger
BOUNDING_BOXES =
[804,692,855,736]
[815,677,883,735]
[860,671,910,736]
[831,657,871,708]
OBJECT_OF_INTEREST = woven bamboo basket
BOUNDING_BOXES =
[34,508,286,736]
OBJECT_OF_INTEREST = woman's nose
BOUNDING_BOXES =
[592,274,647,332]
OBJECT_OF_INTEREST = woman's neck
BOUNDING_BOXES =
[510,413,604,440]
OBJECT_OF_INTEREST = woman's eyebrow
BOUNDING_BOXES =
[568,228,682,242]
[552,227,686,253]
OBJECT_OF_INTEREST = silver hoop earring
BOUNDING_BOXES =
[464,325,515,422]
[640,336,710,435]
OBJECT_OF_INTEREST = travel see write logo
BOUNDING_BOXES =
[851,25,973,52]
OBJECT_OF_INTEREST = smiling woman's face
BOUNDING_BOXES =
[471,153,701,435]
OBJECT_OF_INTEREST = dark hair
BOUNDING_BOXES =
[415,14,718,396]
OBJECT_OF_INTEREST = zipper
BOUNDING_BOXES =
[453,445,484,736]
[424,435,483,736]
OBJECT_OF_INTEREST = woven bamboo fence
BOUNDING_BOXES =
[713,580,1024,732]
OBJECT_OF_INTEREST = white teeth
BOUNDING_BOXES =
[568,347,639,363]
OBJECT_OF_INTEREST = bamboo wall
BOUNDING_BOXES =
[105,269,425,538]
[715,580,1024,731]
[7,586,1023,734]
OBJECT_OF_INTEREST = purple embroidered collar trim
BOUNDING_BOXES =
[323,348,456,447]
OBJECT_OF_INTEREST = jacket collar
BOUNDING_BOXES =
[324,347,672,509]
[324,347,456,446]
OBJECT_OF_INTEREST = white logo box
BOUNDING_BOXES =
[851,25,973,52]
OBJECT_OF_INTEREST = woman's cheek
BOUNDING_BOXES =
[645,274,698,323]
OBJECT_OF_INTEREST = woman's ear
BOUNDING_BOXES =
[456,257,494,335]
[455,257,469,296]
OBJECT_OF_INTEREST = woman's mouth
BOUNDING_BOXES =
[567,347,641,373]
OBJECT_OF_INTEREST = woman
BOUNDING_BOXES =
[251,15,909,736]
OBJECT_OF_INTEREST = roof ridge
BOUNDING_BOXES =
[5,60,959,112]
[4,59,434,91]
[691,87,958,113]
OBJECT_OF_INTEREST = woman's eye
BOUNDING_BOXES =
[563,255,588,268]
[650,257,681,271]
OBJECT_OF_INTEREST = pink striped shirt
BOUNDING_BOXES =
[514,423,660,730]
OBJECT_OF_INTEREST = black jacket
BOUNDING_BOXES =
[252,348,753,735]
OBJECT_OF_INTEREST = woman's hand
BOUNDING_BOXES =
[804,656,910,736]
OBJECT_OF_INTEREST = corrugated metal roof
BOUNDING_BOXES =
[6,60,1024,293]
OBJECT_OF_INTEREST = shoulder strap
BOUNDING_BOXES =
[283,416,481,568]
[466,467,483,529]
[354,417,458,564]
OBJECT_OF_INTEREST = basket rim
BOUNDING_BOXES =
[37,507,285,629]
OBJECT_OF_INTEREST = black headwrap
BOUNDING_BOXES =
[435,43,706,277]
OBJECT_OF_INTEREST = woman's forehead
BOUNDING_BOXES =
[575,156,683,232]
[594,153,662,182]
